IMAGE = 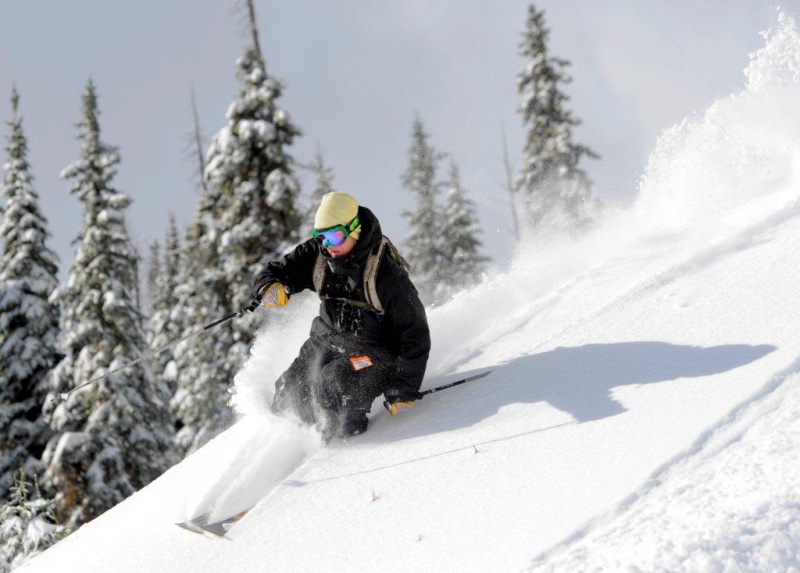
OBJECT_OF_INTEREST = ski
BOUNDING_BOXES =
[176,509,251,539]
[176,520,208,536]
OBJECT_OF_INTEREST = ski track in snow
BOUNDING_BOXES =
[529,365,800,572]
[523,198,800,570]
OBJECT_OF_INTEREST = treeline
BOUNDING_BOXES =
[0,2,597,568]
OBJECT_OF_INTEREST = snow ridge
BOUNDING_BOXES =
[530,360,800,572]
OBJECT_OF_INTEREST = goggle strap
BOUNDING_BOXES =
[312,215,360,238]
[347,215,360,232]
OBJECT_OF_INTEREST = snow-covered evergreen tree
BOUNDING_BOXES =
[42,80,176,527]
[204,45,302,309]
[146,214,182,396]
[516,3,600,234]
[205,43,301,384]
[402,115,443,304]
[169,33,303,455]
[439,161,488,297]
[169,209,234,455]
[303,146,335,231]
[0,469,64,572]
[146,240,161,312]
[0,87,60,500]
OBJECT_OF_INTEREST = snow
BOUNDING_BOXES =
[46,433,87,472]
[18,13,800,573]
[533,371,800,572]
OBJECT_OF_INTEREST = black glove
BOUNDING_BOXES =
[383,387,423,417]
[384,387,423,403]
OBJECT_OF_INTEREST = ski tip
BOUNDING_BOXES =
[176,521,228,540]
[176,510,251,540]
[176,521,209,536]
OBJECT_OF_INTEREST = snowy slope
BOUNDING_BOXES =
[20,13,800,573]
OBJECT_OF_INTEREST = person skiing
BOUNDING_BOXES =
[252,191,431,439]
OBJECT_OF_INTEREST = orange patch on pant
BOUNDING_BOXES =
[349,355,374,371]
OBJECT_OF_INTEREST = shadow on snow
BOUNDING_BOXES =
[382,341,776,440]
[288,341,775,485]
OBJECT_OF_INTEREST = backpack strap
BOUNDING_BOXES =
[312,237,390,316]
[312,250,326,293]
[363,237,389,315]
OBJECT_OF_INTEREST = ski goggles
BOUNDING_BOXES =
[311,215,360,247]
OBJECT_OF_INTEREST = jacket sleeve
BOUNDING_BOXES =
[251,239,320,299]
[378,263,431,399]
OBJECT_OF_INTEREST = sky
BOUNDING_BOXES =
[0,0,788,277]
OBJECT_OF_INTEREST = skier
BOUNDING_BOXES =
[252,191,431,439]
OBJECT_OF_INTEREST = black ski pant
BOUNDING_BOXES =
[272,332,396,437]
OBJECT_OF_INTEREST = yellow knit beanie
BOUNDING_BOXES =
[314,191,361,240]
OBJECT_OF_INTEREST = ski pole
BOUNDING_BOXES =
[419,370,492,397]
[58,300,261,401]
[383,370,492,413]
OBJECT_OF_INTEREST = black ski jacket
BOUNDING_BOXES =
[251,207,431,398]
